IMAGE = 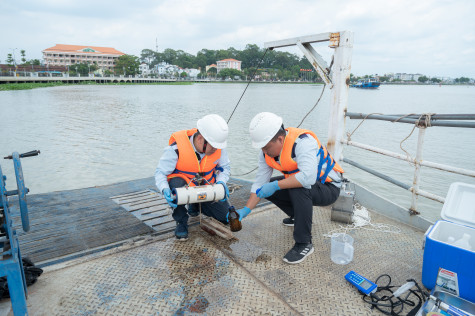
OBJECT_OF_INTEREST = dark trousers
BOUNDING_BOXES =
[168,177,230,225]
[266,176,340,244]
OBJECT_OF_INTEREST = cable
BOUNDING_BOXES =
[296,84,327,128]
[360,275,429,316]
[226,48,269,124]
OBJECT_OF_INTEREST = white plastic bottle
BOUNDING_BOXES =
[453,233,472,251]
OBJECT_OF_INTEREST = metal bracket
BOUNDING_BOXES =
[264,32,337,87]
[296,41,332,86]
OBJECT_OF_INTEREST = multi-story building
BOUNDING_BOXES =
[42,44,125,70]
[216,59,241,73]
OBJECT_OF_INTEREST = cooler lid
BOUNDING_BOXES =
[441,182,475,228]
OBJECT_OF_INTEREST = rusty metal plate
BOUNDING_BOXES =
[210,205,425,315]
[14,204,425,315]
[25,235,296,315]
[329,32,340,48]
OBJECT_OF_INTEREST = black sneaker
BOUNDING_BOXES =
[283,243,314,264]
[282,217,294,227]
[175,222,189,241]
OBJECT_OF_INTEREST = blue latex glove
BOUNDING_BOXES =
[256,180,280,198]
[162,188,177,208]
[236,207,251,221]
[217,181,229,202]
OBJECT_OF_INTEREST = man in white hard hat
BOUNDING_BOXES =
[235,112,344,264]
[154,114,231,241]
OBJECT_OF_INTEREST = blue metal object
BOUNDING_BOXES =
[1,150,39,315]
[13,152,29,232]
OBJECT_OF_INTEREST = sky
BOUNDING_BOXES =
[1,0,474,78]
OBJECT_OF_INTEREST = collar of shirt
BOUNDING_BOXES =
[189,134,205,160]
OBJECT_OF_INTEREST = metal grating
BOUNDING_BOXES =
[17,204,426,315]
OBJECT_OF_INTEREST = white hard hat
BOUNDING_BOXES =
[249,112,283,148]
[197,114,228,149]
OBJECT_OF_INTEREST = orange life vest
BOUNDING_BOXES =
[167,129,221,186]
[264,127,344,183]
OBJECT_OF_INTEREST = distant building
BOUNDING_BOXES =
[181,68,200,78]
[154,62,180,77]
[139,63,150,76]
[42,44,125,70]
[216,59,241,73]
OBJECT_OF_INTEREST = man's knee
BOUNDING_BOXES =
[168,177,187,190]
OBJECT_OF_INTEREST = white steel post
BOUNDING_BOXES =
[327,31,353,162]
[410,126,426,214]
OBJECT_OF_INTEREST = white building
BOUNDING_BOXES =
[139,63,150,76]
[154,62,181,77]
[42,44,124,70]
[183,68,200,78]
[216,58,241,73]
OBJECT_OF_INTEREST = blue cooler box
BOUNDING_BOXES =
[422,182,475,303]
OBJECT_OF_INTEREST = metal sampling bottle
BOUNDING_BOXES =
[228,206,242,232]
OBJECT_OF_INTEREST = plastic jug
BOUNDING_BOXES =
[331,233,354,264]
[453,233,472,251]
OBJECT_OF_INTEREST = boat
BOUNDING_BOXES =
[351,77,381,88]
[2,31,475,316]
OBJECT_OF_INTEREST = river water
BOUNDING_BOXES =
[1,83,474,222]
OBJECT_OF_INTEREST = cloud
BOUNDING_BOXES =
[1,0,473,77]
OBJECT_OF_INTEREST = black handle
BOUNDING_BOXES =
[20,150,41,158]
[4,150,41,159]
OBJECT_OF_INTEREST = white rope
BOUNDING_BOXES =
[323,203,401,238]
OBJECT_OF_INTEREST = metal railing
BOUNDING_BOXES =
[342,112,475,214]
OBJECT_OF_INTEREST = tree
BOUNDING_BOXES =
[20,50,26,64]
[207,67,217,79]
[455,77,470,83]
[430,77,441,83]
[217,68,243,80]
[418,76,429,83]
[114,54,140,76]
[140,49,156,65]
[162,48,177,65]
[71,63,98,76]
[6,53,14,65]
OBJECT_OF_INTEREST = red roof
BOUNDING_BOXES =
[217,59,241,62]
[43,44,125,55]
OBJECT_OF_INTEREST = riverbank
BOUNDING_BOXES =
[0,81,193,91]
[0,80,322,91]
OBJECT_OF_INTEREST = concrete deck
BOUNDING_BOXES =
[1,203,426,315]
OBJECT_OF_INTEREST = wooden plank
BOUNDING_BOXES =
[109,190,150,199]
[131,205,170,217]
[129,203,170,214]
[127,200,166,211]
[144,215,175,227]
[113,193,159,205]
[134,209,170,221]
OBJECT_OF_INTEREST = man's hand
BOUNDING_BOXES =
[217,181,229,202]
[236,207,251,221]
[162,188,177,208]
[256,181,280,198]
